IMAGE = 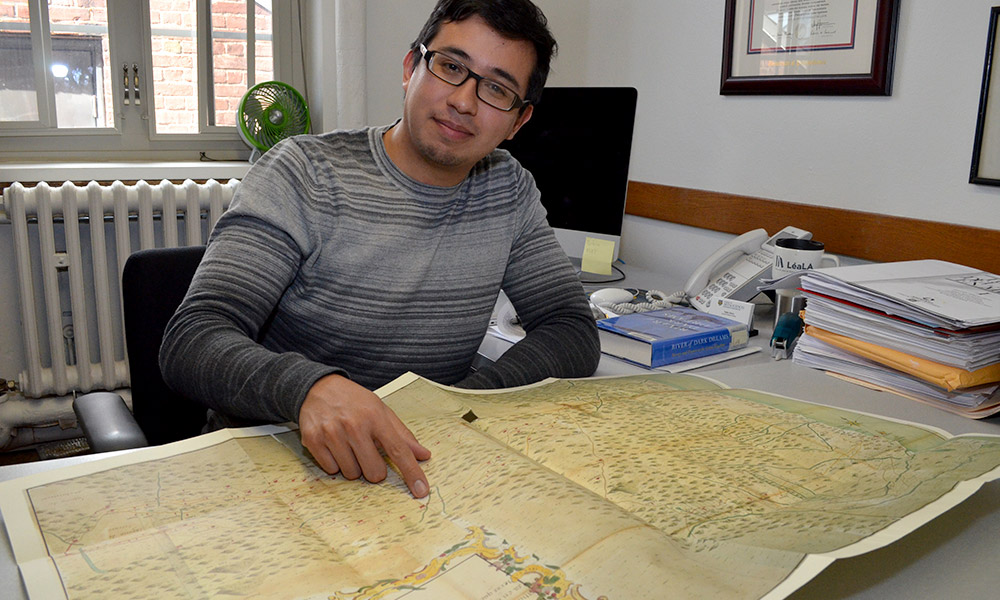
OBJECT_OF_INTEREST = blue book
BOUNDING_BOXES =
[596,307,750,367]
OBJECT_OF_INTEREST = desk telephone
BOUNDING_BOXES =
[589,226,812,315]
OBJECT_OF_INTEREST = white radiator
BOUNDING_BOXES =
[3,179,238,399]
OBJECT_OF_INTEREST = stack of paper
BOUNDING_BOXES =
[801,294,1000,371]
[797,260,999,329]
[790,260,1000,418]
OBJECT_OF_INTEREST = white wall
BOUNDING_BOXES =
[364,0,591,123]
[363,1,1000,273]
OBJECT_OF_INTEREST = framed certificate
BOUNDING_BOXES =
[971,7,1000,186]
[721,0,900,95]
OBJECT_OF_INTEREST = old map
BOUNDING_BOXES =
[3,372,1000,599]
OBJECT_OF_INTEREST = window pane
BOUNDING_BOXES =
[0,2,40,122]
[254,2,273,85]
[48,0,112,128]
[210,0,248,127]
[150,0,198,134]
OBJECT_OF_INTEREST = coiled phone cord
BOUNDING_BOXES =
[601,289,685,315]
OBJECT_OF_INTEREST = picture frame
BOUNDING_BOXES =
[721,0,900,95]
[971,7,1000,186]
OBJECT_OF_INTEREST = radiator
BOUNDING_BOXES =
[3,179,239,398]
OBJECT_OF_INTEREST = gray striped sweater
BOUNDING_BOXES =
[159,125,600,424]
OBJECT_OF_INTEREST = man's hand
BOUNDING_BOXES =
[299,374,431,498]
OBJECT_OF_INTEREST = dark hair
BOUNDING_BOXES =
[410,0,557,106]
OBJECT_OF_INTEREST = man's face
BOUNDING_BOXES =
[396,15,535,185]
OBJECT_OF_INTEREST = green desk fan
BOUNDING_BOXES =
[238,81,310,163]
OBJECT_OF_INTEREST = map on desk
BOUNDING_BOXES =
[3,372,1000,600]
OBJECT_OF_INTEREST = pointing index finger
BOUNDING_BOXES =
[381,435,430,498]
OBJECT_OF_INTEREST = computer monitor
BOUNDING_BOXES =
[500,86,638,262]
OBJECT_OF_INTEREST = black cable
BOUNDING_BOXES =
[579,263,627,286]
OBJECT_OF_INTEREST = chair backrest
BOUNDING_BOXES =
[122,245,207,445]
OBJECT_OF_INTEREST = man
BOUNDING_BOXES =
[159,0,600,500]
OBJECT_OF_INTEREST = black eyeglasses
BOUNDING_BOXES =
[419,44,527,112]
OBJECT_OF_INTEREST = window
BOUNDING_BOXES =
[0,0,300,161]
[0,31,110,128]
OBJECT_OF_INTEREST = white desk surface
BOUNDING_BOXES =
[2,265,998,599]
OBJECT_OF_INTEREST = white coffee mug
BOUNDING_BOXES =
[772,238,839,278]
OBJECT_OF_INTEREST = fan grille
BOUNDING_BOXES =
[239,82,310,152]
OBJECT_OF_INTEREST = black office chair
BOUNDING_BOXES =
[74,245,209,450]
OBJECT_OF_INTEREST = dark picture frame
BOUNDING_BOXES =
[721,0,900,95]
[971,7,1000,186]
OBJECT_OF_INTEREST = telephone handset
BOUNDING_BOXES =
[682,229,768,298]
[685,226,812,312]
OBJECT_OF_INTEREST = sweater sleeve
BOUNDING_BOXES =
[456,169,601,389]
[159,142,342,423]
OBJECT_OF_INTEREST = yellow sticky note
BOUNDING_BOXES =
[581,237,615,275]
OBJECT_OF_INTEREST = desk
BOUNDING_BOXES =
[2,268,998,600]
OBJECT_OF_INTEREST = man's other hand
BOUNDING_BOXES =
[299,374,431,498]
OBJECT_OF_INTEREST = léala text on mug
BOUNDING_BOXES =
[772,238,839,278]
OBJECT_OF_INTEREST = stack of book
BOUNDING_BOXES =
[791,260,1000,418]
[597,306,750,368]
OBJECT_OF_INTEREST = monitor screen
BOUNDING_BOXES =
[500,86,638,261]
